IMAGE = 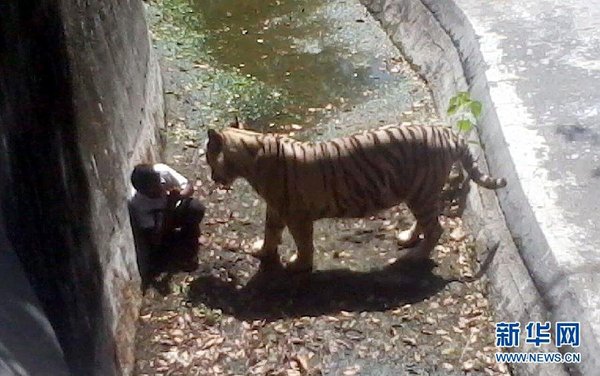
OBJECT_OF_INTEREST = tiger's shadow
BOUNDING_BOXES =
[187,259,451,321]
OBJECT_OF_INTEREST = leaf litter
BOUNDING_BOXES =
[136,0,511,375]
[135,97,511,376]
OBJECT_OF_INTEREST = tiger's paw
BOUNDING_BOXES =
[285,255,313,274]
[396,224,423,248]
[397,234,423,248]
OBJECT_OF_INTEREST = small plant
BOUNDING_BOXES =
[447,91,482,134]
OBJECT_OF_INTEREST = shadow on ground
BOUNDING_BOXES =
[187,258,451,321]
[141,234,200,296]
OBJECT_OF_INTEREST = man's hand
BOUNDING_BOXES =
[180,182,195,198]
[166,189,181,208]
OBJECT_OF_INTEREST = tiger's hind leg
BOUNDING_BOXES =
[401,199,443,261]
[254,207,285,265]
[414,211,443,261]
[286,219,315,273]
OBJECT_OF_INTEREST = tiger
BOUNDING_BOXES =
[206,122,506,273]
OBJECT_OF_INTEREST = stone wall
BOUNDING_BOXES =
[0,0,163,374]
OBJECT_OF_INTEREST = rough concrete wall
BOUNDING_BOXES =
[59,0,165,373]
[0,0,163,374]
[0,211,70,376]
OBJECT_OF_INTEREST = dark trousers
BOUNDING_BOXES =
[131,198,205,288]
[171,197,205,238]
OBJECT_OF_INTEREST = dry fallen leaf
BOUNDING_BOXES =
[442,363,454,371]
[291,354,310,374]
[342,365,360,375]
[441,347,456,356]
[450,227,467,241]
[462,360,475,371]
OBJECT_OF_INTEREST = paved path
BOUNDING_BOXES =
[454,0,600,373]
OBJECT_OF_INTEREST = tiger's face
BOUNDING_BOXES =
[206,129,237,188]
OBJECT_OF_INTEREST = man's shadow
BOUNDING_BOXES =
[187,258,451,321]
[133,229,199,295]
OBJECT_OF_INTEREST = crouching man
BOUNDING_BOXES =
[128,163,205,283]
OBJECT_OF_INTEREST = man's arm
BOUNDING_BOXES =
[179,181,194,198]
[154,164,187,186]
[161,191,181,236]
[154,163,195,198]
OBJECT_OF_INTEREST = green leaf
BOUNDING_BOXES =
[447,103,458,115]
[457,119,473,132]
[457,91,470,105]
[470,101,482,117]
[448,96,459,108]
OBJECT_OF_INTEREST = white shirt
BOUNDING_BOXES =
[128,164,189,230]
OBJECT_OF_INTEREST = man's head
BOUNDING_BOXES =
[131,164,162,198]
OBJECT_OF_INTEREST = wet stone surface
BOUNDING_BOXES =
[135,0,510,374]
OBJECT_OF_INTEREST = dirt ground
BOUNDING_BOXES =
[133,88,510,376]
[134,1,510,375]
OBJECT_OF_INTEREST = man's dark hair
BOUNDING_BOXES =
[131,164,160,192]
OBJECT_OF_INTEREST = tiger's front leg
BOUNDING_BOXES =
[286,219,315,273]
[254,207,285,265]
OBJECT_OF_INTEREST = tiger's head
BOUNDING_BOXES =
[206,121,261,188]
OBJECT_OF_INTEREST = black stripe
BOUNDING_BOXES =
[334,140,386,212]
[289,141,301,208]
[384,128,408,162]
[330,141,369,216]
[312,143,330,216]
[279,139,289,216]
[320,142,343,216]
[295,142,310,208]
[428,127,444,188]
[316,142,329,193]
[240,139,255,156]
[368,131,407,181]
[347,136,388,191]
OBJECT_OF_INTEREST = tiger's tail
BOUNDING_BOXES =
[459,144,507,189]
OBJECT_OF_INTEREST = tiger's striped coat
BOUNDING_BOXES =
[206,124,506,272]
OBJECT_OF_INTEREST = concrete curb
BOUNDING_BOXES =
[362,0,595,374]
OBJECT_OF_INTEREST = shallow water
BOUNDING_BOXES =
[189,0,418,131]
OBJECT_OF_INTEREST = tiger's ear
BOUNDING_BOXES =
[207,129,223,152]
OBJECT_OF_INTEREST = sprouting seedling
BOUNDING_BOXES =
[447,91,482,134]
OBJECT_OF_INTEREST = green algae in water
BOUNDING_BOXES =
[147,0,415,133]
[191,0,394,128]
[146,0,292,127]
